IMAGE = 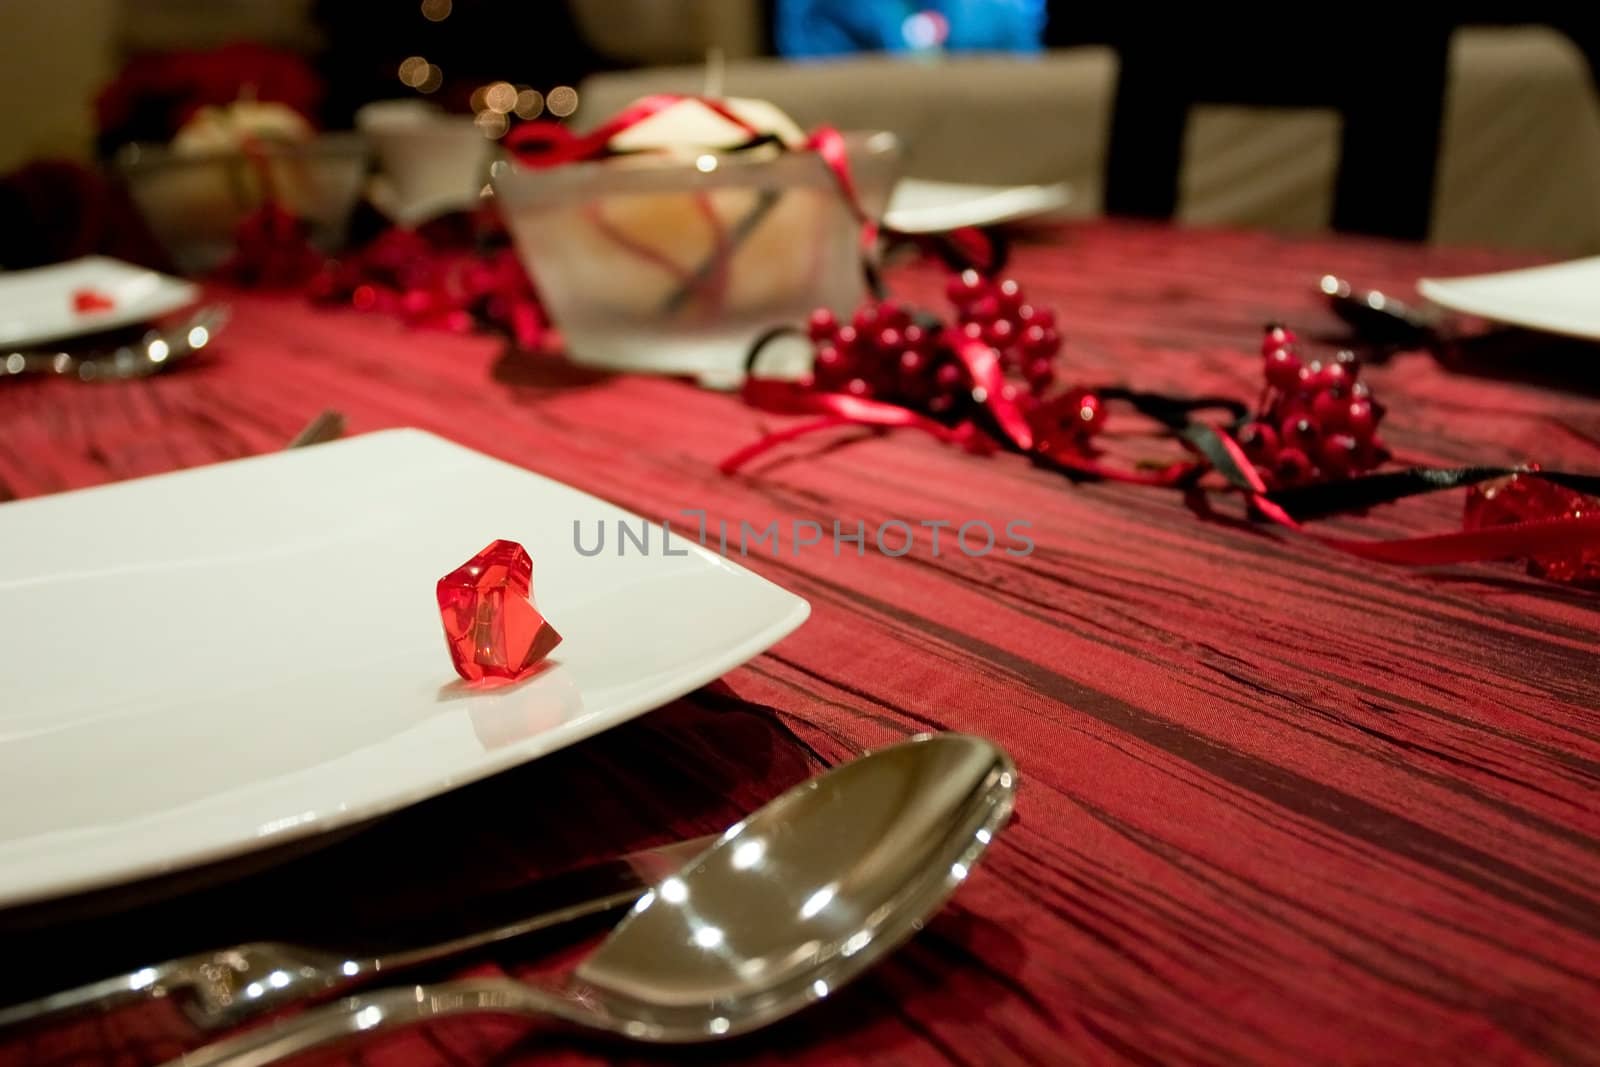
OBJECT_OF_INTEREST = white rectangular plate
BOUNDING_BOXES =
[0,256,199,348]
[884,179,1073,234]
[1418,256,1600,342]
[0,429,808,908]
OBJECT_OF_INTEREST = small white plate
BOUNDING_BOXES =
[0,429,808,908]
[1418,256,1600,342]
[884,179,1073,234]
[0,256,199,348]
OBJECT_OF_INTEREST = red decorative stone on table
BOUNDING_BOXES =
[1463,474,1600,584]
[436,539,562,682]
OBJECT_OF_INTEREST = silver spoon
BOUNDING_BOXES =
[0,304,228,381]
[165,732,1016,1066]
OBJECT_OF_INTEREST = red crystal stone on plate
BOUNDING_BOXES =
[72,288,115,313]
[437,539,563,682]
[1463,473,1600,584]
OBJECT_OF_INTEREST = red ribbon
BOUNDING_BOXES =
[504,94,763,168]
[950,336,1033,451]
[802,125,877,249]
[720,379,990,474]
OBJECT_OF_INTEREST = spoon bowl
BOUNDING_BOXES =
[1318,274,1440,348]
[571,730,1015,1040]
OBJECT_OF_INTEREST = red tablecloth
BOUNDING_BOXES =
[3,222,1599,1067]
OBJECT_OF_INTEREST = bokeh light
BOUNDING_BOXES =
[420,0,452,20]
[416,64,443,94]
[484,81,517,114]
[398,56,428,87]
[514,88,544,119]
[547,86,579,118]
[475,110,509,138]
[901,11,950,49]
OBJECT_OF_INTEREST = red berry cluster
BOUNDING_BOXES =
[308,226,546,349]
[214,202,324,288]
[1240,325,1389,487]
[945,269,1064,394]
[804,269,1069,422]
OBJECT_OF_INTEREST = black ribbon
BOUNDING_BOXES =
[1098,387,1250,431]
[1265,465,1600,519]
[1178,420,1600,518]
[743,324,806,377]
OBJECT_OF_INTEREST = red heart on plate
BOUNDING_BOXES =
[72,288,116,313]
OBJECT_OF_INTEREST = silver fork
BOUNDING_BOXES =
[0,834,710,1033]
[0,304,229,381]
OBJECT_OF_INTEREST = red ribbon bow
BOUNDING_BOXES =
[503,94,874,246]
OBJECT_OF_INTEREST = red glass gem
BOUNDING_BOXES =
[1463,474,1599,583]
[437,539,562,683]
[72,288,115,313]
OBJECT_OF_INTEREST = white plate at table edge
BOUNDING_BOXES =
[0,256,200,348]
[884,178,1073,234]
[1417,255,1600,342]
[0,428,810,910]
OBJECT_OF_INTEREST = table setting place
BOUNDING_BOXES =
[1,23,1599,1067]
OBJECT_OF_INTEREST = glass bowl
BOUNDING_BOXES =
[357,101,495,225]
[491,131,901,385]
[113,134,370,275]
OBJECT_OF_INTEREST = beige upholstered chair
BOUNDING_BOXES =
[578,26,1600,253]
[576,50,1121,216]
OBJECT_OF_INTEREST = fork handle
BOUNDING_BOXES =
[0,963,184,1028]
[0,832,711,1035]
[162,978,566,1067]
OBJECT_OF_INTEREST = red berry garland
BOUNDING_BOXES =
[804,269,1093,442]
[796,305,1389,488]
[1242,325,1390,488]
[737,298,1600,586]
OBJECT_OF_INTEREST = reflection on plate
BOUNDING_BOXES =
[884,179,1073,234]
[1417,256,1600,342]
[0,429,808,909]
